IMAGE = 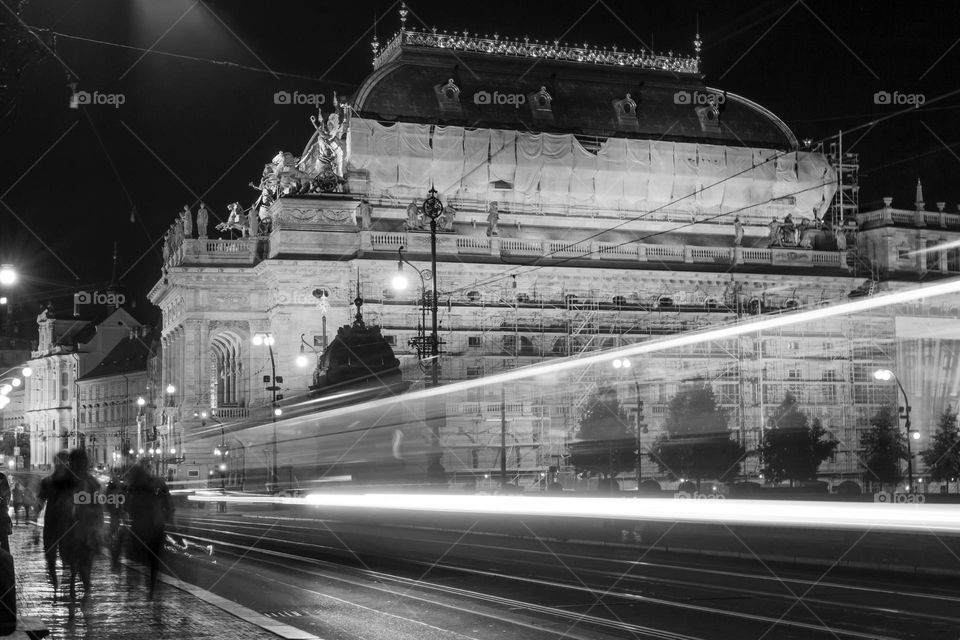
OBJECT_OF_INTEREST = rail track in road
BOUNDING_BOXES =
[167,510,960,639]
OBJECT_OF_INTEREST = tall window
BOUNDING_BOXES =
[210,331,244,407]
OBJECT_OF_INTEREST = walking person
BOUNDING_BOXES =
[11,481,25,526]
[124,464,173,596]
[60,449,102,602]
[0,471,11,553]
[37,451,71,597]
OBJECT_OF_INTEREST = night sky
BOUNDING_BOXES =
[1,0,958,335]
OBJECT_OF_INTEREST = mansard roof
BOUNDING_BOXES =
[355,30,797,150]
[77,327,158,382]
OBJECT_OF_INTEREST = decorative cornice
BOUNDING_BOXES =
[373,28,699,74]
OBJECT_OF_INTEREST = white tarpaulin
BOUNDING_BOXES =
[540,133,573,204]
[796,151,837,217]
[570,138,597,204]
[750,148,777,206]
[431,126,465,196]
[647,141,675,206]
[697,144,726,209]
[624,139,651,206]
[462,128,491,194]
[515,132,543,203]
[595,138,626,206]
[721,147,755,211]
[773,152,798,200]
[489,129,516,185]
[398,123,433,191]
[672,142,699,211]
[344,117,832,216]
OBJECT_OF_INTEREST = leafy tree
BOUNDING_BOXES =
[649,385,744,490]
[860,406,908,490]
[758,393,838,485]
[568,388,636,484]
[921,407,960,492]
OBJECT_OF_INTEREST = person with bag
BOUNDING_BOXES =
[59,449,102,602]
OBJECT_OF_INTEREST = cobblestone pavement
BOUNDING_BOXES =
[10,523,282,640]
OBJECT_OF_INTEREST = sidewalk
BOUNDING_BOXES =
[10,523,292,640]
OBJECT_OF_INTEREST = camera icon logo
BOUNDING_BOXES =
[75,491,92,505]
[274,91,292,105]
[75,291,91,304]
[674,91,692,105]
[873,91,891,105]
[473,91,492,105]
[74,91,92,106]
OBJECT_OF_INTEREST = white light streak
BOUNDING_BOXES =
[184,492,960,533]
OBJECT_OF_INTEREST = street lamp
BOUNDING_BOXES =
[253,331,280,491]
[873,368,918,492]
[0,265,16,286]
[296,333,319,369]
[136,396,146,461]
[613,358,644,491]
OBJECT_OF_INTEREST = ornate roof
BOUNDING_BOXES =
[355,25,796,150]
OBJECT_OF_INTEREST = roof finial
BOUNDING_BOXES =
[694,14,702,60]
[399,2,408,29]
[371,12,379,62]
[915,177,925,211]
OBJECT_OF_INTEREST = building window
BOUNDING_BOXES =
[822,369,838,381]
[466,367,483,378]
[384,335,396,345]
[468,336,482,347]
[898,243,911,261]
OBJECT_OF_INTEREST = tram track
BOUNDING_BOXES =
[169,512,959,639]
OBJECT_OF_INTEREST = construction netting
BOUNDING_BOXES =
[346,117,837,216]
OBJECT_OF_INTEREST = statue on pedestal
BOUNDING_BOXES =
[197,203,209,239]
[441,203,456,231]
[357,198,373,230]
[247,206,258,237]
[404,201,420,231]
[733,217,743,247]
[181,205,193,238]
[173,217,183,245]
[216,203,246,236]
[486,201,500,237]
[162,229,171,261]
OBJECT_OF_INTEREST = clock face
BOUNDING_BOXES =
[422,196,444,220]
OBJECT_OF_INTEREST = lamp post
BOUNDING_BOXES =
[874,368,919,492]
[393,188,444,480]
[613,358,644,491]
[253,332,281,491]
[134,396,146,468]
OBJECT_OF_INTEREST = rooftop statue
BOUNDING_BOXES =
[297,95,347,193]
[216,203,247,237]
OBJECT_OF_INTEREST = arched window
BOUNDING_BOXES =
[210,331,245,408]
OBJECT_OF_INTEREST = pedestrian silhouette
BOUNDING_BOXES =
[11,480,25,526]
[105,470,124,566]
[0,471,11,553]
[124,464,173,596]
[37,450,71,596]
[60,448,102,602]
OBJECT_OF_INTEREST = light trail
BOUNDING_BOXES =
[186,492,960,533]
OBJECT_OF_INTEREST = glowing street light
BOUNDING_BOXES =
[0,265,16,286]
[873,368,916,493]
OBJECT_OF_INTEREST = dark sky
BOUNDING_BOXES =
[1,0,958,334]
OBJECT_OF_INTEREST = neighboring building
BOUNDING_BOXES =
[148,14,958,488]
[76,326,159,472]
[25,305,141,470]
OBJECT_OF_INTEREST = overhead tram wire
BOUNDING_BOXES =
[438,85,960,297]
[40,29,357,87]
